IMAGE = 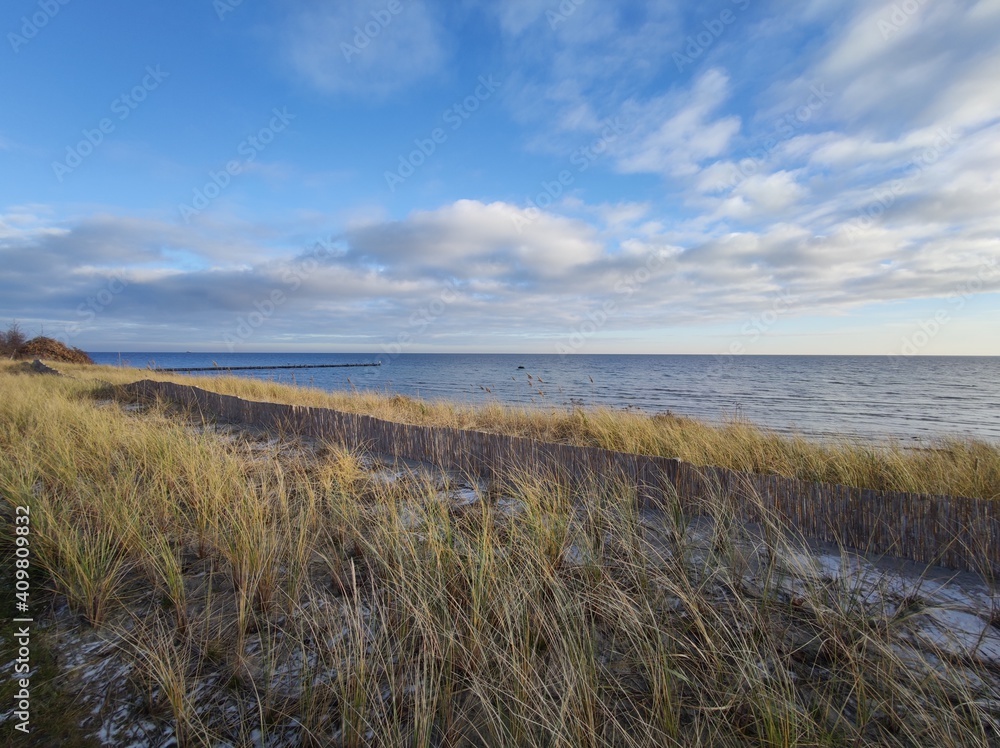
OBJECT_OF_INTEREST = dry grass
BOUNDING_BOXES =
[1,364,999,745]
[25,359,1000,501]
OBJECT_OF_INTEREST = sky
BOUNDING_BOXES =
[1,0,999,355]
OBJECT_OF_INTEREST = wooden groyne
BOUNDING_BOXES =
[151,362,381,373]
[120,379,1000,577]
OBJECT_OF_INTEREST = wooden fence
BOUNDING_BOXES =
[120,379,1000,576]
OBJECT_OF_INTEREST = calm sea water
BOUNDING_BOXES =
[88,353,1000,444]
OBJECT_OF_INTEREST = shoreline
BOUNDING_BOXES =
[87,351,1000,447]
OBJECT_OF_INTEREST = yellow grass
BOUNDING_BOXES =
[26,359,1000,500]
[1,364,998,745]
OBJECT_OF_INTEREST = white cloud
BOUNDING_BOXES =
[5,195,997,352]
[729,171,805,215]
[6,1,1000,353]
[612,69,741,177]
[592,202,651,229]
[486,1,684,148]
[792,0,1000,132]
[346,199,603,279]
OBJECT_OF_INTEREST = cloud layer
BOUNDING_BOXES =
[2,0,999,354]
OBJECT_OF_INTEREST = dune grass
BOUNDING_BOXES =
[1,364,999,745]
[23,359,1000,501]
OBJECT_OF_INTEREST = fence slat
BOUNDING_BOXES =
[120,379,999,575]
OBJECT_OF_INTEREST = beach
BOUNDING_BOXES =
[2,361,999,746]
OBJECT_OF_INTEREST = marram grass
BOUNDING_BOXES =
[1,364,998,745]
[26,359,1000,500]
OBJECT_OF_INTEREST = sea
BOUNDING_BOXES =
[88,352,1000,445]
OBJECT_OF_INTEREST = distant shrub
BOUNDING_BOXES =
[0,320,27,357]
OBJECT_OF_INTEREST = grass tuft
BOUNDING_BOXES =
[30,359,1000,500]
[1,365,998,745]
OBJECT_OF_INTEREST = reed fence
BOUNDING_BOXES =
[120,379,1000,576]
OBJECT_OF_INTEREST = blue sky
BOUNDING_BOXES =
[1,0,998,354]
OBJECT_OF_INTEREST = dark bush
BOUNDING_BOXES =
[0,321,27,357]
